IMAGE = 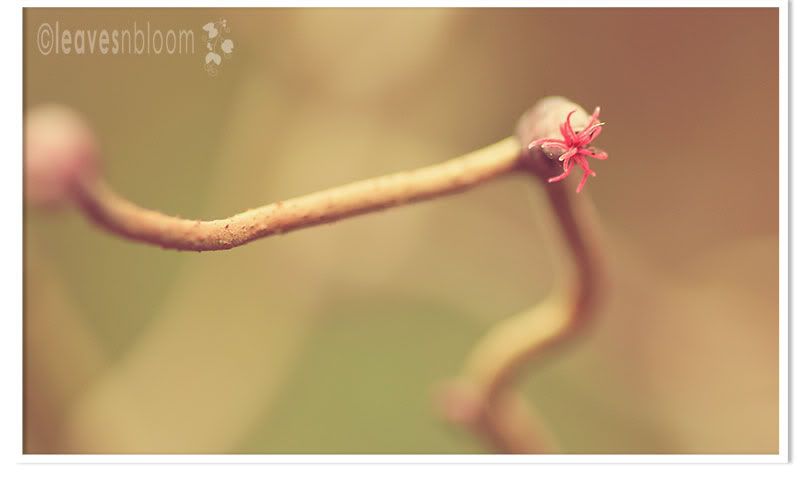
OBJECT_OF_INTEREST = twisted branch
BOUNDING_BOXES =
[71,137,521,251]
[439,148,605,453]
[26,96,607,453]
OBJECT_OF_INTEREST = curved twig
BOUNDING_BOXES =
[29,96,607,454]
[71,137,522,251]
[439,149,605,453]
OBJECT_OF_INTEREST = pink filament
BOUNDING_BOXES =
[528,106,608,193]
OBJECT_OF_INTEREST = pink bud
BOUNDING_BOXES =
[25,104,99,207]
[516,97,608,193]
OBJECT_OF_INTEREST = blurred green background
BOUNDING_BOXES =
[23,8,778,454]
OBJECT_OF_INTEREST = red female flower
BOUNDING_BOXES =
[528,107,608,193]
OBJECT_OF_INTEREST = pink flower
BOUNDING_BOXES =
[528,107,608,193]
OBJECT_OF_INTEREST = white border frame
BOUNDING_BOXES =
[5,0,790,467]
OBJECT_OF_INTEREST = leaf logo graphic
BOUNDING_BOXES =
[203,19,233,76]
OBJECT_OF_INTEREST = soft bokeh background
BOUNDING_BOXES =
[23,8,778,454]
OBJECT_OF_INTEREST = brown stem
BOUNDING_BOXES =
[438,99,607,454]
[469,151,604,399]
[70,137,522,251]
[46,96,606,454]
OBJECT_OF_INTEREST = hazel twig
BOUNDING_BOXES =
[439,176,604,453]
[25,96,608,454]
[438,97,607,453]
[69,137,521,251]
